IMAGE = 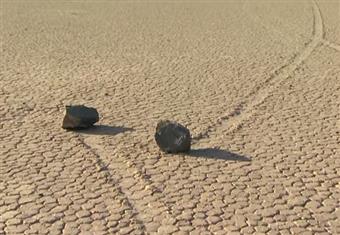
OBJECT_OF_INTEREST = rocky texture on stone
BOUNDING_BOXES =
[155,120,191,153]
[62,105,99,129]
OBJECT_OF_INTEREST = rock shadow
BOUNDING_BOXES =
[75,125,134,136]
[186,148,251,161]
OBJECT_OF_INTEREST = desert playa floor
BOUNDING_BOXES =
[1,0,340,234]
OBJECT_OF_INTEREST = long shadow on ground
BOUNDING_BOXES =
[75,125,134,136]
[186,148,251,161]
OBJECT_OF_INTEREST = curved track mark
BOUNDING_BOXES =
[76,136,146,232]
[193,0,324,142]
[79,135,176,233]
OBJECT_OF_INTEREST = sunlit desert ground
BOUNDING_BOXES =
[1,0,339,234]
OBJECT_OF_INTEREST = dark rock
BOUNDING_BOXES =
[155,120,191,153]
[62,105,99,129]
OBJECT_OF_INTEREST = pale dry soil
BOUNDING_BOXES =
[0,0,339,234]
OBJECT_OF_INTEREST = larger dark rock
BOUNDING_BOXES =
[62,105,99,129]
[155,120,191,153]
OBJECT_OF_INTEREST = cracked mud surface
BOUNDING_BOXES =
[1,0,339,234]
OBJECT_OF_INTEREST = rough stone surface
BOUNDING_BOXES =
[155,120,191,153]
[62,105,99,130]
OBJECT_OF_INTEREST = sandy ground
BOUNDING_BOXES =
[1,0,340,234]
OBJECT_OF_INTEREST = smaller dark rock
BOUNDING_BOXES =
[62,105,99,130]
[155,120,191,153]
